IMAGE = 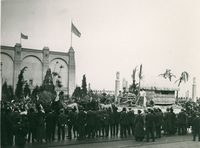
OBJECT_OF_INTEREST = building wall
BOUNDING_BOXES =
[0,43,76,96]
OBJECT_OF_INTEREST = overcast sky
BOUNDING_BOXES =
[1,0,200,97]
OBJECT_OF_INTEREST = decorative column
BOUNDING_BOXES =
[14,43,22,92]
[42,47,49,81]
[68,47,76,96]
[192,77,197,102]
[115,72,120,102]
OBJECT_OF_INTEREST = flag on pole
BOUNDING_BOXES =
[71,23,81,37]
[21,33,28,39]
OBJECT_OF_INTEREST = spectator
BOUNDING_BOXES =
[134,110,145,141]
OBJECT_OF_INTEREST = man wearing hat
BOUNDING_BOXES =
[57,109,67,140]
[192,112,200,141]
[146,109,156,142]
[177,109,187,135]
[67,107,74,139]
[120,108,129,138]
[77,107,86,140]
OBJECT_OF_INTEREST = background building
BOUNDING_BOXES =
[1,43,76,95]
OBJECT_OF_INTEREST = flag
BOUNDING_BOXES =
[71,23,81,37]
[21,33,28,39]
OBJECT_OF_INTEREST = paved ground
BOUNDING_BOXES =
[3,133,200,148]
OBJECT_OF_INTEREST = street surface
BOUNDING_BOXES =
[3,133,200,148]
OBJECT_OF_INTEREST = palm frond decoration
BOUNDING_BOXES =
[175,71,189,86]
[158,69,176,81]
[131,66,138,81]
[58,65,64,75]
[139,64,143,80]
[52,72,58,77]
[53,61,59,72]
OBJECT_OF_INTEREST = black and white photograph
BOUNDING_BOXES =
[1,0,200,148]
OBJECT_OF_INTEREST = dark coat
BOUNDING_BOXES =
[155,112,163,126]
[102,112,110,125]
[58,113,67,126]
[177,111,187,125]
[108,111,114,124]
[95,112,103,126]
[164,112,172,132]
[36,111,45,140]
[27,112,37,128]
[67,111,74,125]
[193,116,200,131]
[86,110,96,126]
[113,111,120,124]
[46,112,56,128]
[128,111,135,124]
[146,113,156,128]
[134,114,144,137]
[14,122,26,146]
[10,111,21,126]
[73,112,78,126]
[170,111,176,134]
[120,111,129,125]
[77,110,86,125]
[1,111,9,131]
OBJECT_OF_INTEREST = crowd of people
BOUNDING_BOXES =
[1,99,200,148]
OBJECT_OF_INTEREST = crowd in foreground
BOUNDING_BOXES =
[1,101,200,148]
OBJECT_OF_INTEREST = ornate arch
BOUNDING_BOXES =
[22,55,42,64]
[1,52,14,61]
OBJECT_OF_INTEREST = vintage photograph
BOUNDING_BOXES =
[1,0,200,148]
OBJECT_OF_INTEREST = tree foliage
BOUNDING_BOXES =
[81,74,87,97]
[129,66,139,96]
[159,69,176,81]
[24,82,31,98]
[15,66,28,100]
[2,81,14,102]
[41,68,55,91]
[72,86,82,98]
[175,71,189,86]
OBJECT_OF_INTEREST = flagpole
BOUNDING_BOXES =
[71,19,73,47]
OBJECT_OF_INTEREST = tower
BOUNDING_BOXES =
[192,77,197,102]
[115,72,120,102]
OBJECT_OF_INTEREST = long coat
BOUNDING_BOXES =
[67,111,75,125]
[27,112,37,129]
[128,111,135,124]
[46,112,56,128]
[146,113,156,128]
[86,110,96,126]
[77,110,86,125]
[103,111,110,125]
[14,122,26,146]
[164,112,172,132]
[36,111,46,140]
[155,112,163,127]
[113,110,120,124]
[120,111,129,125]
[170,111,176,134]
[193,116,200,131]
[134,114,144,138]
[177,111,187,125]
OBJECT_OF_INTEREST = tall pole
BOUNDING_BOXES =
[71,19,73,47]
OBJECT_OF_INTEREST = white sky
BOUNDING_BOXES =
[1,0,200,97]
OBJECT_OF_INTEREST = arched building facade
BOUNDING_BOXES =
[1,43,76,96]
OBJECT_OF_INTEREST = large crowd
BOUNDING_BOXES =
[1,98,200,148]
